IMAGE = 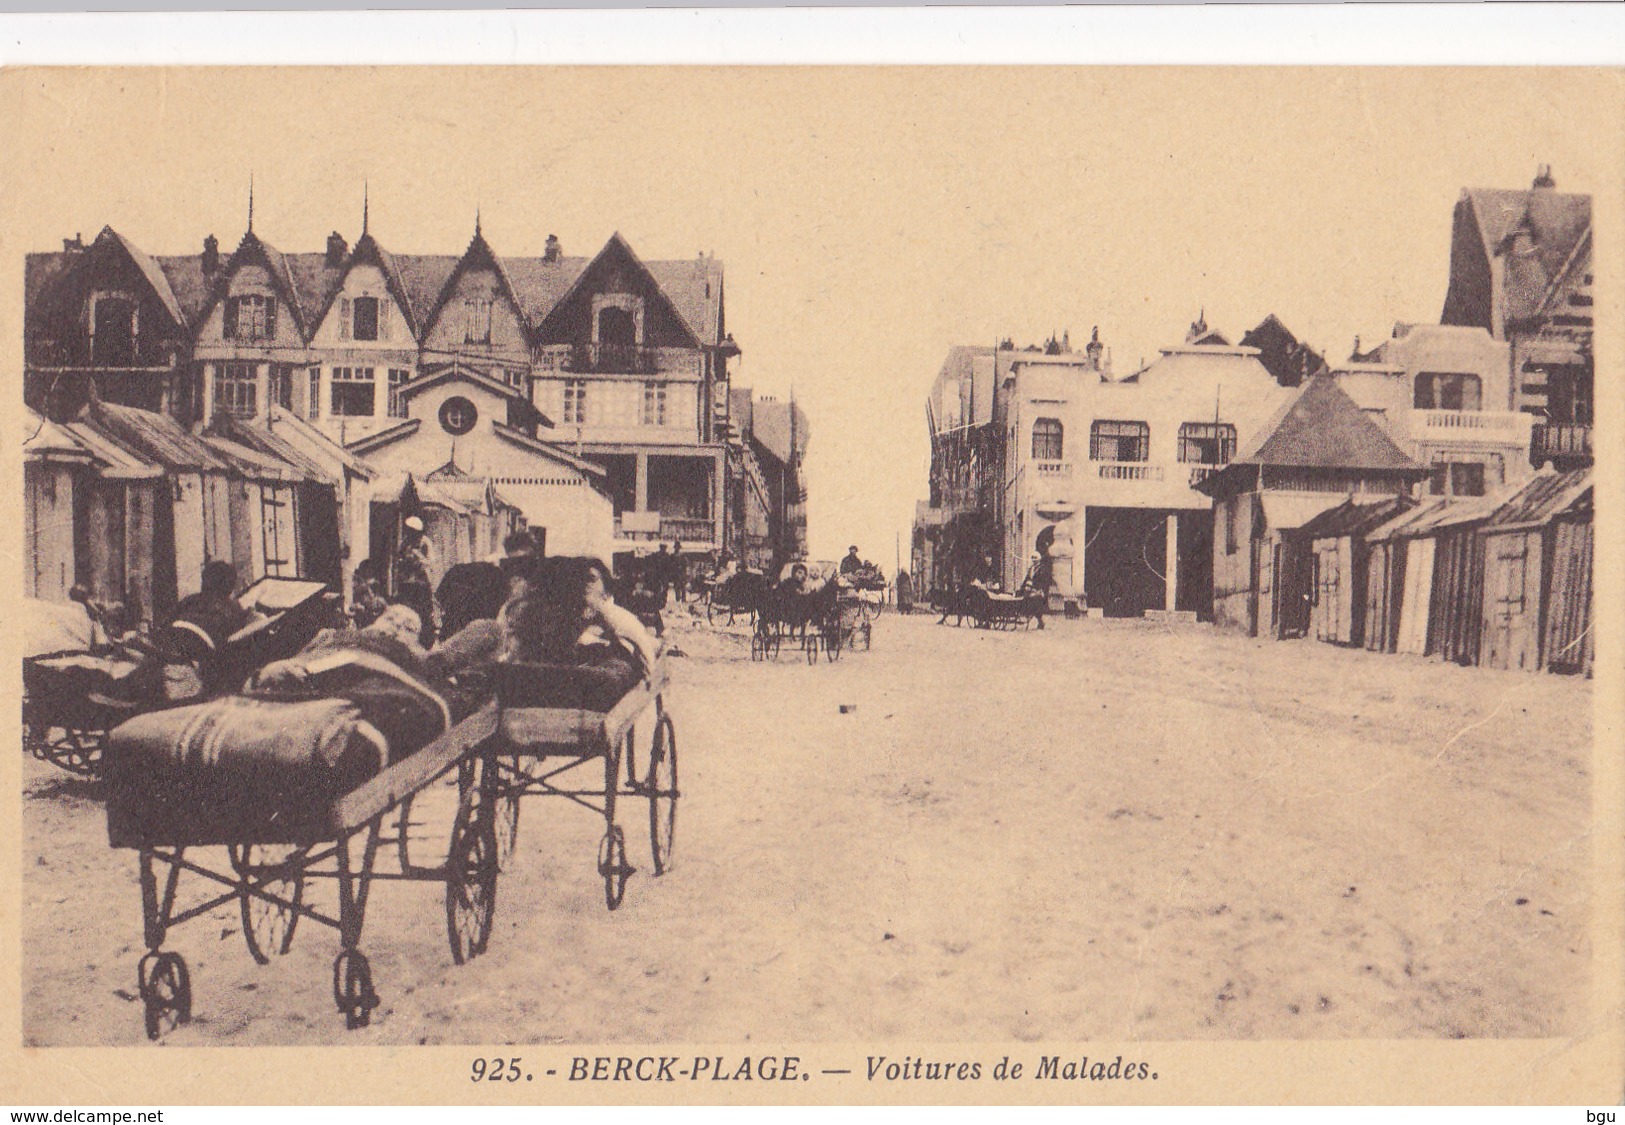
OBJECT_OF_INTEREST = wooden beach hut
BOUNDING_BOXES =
[1479,468,1593,674]
[1297,495,1413,648]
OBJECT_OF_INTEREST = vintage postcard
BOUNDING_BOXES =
[1,21,1622,1106]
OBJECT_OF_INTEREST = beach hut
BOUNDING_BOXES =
[1362,499,1445,654]
[1296,495,1413,648]
[1479,468,1593,674]
[23,410,100,602]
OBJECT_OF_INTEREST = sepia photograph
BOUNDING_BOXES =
[2,35,1621,1105]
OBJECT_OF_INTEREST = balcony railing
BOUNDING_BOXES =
[1094,461,1165,482]
[1410,409,1532,444]
[1185,464,1225,486]
[1033,461,1070,477]
[1532,422,1593,462]
[615,514,717,545]
[564,343,662,375]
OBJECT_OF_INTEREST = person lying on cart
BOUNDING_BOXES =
[249,603,453,759]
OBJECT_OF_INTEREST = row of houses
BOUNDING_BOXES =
[913,168,1593,675]
[24,208,809,619]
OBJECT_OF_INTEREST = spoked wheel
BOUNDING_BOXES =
[444,788,499,965]
[492,756,521,871]
[706,598,724,626]
[598,826,634,910]
[826,630,843,662]
[230,843,306,964]
[38,728,104,776]
[646,715,679,875]
[750,631,765,661]
[332,949,379,1030]
[138,951,191,1040]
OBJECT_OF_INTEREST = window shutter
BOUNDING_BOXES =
[340,297,352,341]
[265,298,277,340]
[223,296,239,339]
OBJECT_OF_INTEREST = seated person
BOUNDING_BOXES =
[488,556,660,712]
[778,561,814,598]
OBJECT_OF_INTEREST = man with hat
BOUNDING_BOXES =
[839,545,864,576]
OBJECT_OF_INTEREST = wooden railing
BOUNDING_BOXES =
[1532,422,1592,461]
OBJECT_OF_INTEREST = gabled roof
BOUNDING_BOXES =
[750,397,810,466]
[23,409,97,463]
[208,412,338,484]
[1483,467,1591,532]
[420,226,527,342]
[97,227,187,328]
[202,434,324,483]
[1237,373,1422,473]
[54,417,163,480]
[1454,185,1592,328]
[198,229,311,339]
[532,232,706,349]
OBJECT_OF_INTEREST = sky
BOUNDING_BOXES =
[3,64,1617,566]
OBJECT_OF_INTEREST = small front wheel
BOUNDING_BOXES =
[231,843,305,964]
[445,793,499,965]
[599,826,633,910]
[139,951,191,1041]
[333,949,379,1030]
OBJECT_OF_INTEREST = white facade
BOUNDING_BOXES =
[1000,344,1291,609]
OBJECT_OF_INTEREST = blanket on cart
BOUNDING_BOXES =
[105,643,455,847]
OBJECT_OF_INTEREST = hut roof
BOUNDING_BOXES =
[84,401,229,472]
[1483,467,1592,532]
[1296,495,1414,540]
[1238,374,1421,472]
[23,409,97,463]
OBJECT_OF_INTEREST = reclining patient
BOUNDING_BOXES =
[250,603,451,763]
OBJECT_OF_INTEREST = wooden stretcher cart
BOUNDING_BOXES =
[478,657,680,911]
[106,699,502,1039]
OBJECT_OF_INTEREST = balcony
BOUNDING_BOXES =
[1532,422,1593,464]
[1185,464,1224,487]
[1033,461,1071,477]
[1094,461,1165,482]
[1409,409,1532,445]
[564,343,662,375]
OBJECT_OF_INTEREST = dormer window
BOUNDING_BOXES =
[90,294,137,364]
[224,293,275,342]
[464,297,493,344]
[339,295,389,342]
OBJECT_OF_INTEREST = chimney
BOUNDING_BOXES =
[1086,325,1104,371]
[326,231,348,266]
[202,234,219,273]
[1533,164,1556,190]
[63,233,85,253]
[544,234,561,263]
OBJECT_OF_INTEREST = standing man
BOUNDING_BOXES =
[395,516,438,647]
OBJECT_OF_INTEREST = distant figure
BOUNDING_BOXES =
[839,545,864,576]
[394,516,438,647]
[651,543,674,607]
[895,570,915,615]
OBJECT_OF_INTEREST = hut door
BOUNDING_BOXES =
[1485,532,1536,671]
[1397,538,1434,655]
[1248,537,1265,638]
[259,483,300,578]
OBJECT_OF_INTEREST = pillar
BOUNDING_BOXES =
[1165,512,1179,612]
[635,453,649,513]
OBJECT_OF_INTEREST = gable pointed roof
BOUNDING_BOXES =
[1446,182,1591,331]
[198,229,312,339]
[532,231,705,348]
[96,227,187,328]
[422,226,528,341]
[305,230,426,340]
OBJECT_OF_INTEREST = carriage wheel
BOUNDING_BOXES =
[769,630,783,660]
[41,728,104,777]
[861,622,872,651]
[750,631,764,661]
[598,826,633,910]
[646,716,679,876]
[706,597,724,626]
[138,951,191,1040]
[490,756,521,871]
[231,843,306,964]
[395,794,419,873]
[444,793,499,965]
[332,949,379,1030]
[805,634,818,664]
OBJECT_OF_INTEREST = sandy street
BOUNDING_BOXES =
[22,608,1592,1047]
